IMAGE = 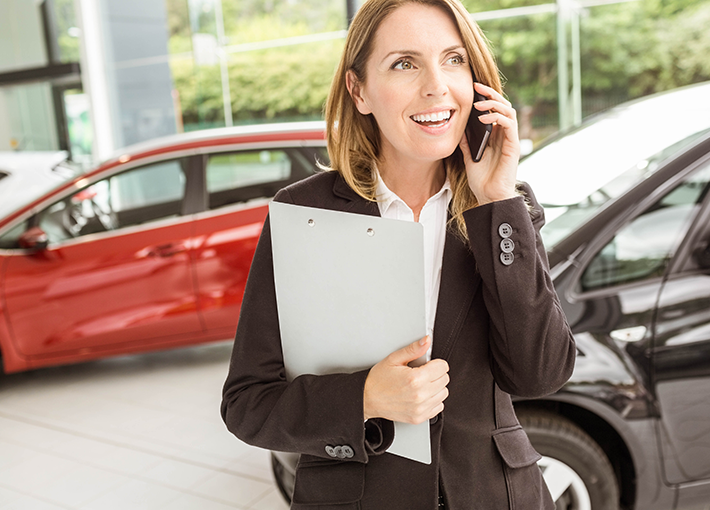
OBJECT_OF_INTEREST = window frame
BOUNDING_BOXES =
[567,150,710,301]
[193,144,319,214]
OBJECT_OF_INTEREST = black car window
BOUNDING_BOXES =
[582,162,710,291]
[37,159,187,244]
[206,150,293,210]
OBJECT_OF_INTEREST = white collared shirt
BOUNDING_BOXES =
[374,172,452,361]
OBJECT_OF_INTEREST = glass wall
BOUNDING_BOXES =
[0,83,59,151]
[162,0,710,143]
[0,0,82,153]
[2,0,709,154]
[164,0,348,131]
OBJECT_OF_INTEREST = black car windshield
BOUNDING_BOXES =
[518,83,710,249]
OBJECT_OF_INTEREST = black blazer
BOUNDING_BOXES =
[221,170,576,510]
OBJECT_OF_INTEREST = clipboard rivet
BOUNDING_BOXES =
[307,219,315,227]
[367,228,375,237]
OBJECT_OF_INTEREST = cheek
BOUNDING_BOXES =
[368,89,403,122]
[457,79,475,111]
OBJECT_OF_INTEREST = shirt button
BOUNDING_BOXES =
[325,445,336,457]
[500,238,515,253]
[498,223,513,238]
[500,252,514,266]
[342,445,354,458]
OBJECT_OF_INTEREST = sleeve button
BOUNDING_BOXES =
[500,238,515,253]
[500,252,514,266]
[498,223,513,238]
[342,445,354,458]
[325,445,336,457]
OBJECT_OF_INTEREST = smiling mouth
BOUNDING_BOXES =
[411,110,453,128]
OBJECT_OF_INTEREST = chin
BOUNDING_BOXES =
[414,141,461,162]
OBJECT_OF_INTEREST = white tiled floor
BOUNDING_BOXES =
[0,342,289,510]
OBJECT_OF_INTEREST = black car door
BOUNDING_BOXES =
[651,155,710,504]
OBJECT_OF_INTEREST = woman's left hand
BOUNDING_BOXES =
[459,82,520,205]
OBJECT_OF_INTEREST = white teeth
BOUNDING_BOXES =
[412,110,451,123]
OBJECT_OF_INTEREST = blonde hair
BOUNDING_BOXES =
[323,0,503,241]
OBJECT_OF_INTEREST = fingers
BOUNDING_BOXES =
[418,358,449,383]
[409,376,449,424]
[477,111,517,132]
[387,336,430,366]
[474,81,511,107]
[472,82,516,128]
[363,353,450,424]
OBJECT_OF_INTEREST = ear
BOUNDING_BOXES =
[346,70,372,115]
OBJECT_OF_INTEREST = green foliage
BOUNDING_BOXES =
[171,37,342,126]
[167,0,710,136]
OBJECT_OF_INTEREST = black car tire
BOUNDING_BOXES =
[519,411,620,510]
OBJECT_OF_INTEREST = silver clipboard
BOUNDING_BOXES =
[269,201,431,464]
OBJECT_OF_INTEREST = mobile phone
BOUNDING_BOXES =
[466,90,492,162]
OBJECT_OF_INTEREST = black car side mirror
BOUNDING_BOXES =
[19,227,49,251]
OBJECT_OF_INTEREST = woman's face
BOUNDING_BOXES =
[349,3,474,168]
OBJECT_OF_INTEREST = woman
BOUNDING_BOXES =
[221,0,576,508]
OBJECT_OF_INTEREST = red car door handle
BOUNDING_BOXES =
[148,243,188,257]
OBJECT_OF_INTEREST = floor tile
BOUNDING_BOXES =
[38,464,129,507]
[0,343,287,510]
[247,488,290,510]
[89,445,164,475]
[139,458,217,490]
[0,490,71,510]
[0,452,82,497]
[0,440,38,472]
[159,493,243,509]
[76,479,184,510]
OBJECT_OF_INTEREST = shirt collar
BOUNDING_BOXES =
[374,166,452,217]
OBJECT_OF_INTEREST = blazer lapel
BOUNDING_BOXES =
[332,173,381,217]
[432,227,481,360]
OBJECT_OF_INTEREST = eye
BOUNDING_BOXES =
[447,54,466,66]
[392,59,414,70]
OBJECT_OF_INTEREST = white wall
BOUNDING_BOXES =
[0,0,47,72]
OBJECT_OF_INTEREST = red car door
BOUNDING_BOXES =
[192,147,315,335]
[3,158,202,360]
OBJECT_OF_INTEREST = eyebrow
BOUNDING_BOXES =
[380,45,465,64]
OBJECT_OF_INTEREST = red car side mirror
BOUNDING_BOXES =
[19,227,49,251]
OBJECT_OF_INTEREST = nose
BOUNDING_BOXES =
[421,66,448,98]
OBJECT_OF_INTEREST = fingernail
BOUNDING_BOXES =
[420,337,428,346]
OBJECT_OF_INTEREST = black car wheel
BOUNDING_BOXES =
[519,411,620,510]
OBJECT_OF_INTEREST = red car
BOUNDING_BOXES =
[0,122,325,373]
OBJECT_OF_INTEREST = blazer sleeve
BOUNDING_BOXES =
[220,188,393,463]
[463,182,576,398]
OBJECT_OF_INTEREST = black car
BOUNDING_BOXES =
[272,81,710,510]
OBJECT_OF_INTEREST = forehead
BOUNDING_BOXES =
[371,3,464,57]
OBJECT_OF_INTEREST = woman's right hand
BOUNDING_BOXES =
[363,336,450,424]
